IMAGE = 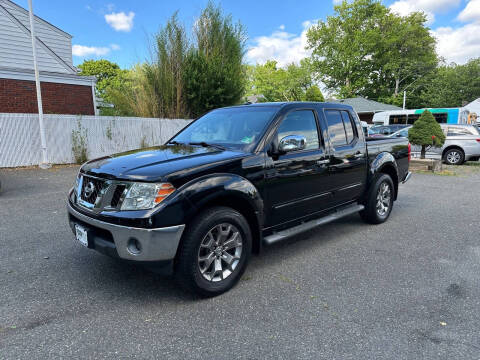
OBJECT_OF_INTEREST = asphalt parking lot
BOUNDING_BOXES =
[1,165,480,359]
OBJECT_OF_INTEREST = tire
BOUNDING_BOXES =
[443,148,464,165]
[360,174,395,225]
[175,206,252,297]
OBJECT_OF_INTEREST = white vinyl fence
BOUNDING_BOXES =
[0,113,191,168]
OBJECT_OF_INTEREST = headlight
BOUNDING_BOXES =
[121,183,175,211]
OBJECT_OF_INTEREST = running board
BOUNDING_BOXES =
[263,204,365,245]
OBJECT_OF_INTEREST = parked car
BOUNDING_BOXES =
[389,126,411,139]
[67,102,411,296]
[389,124,480,165]
[371,124,409,136]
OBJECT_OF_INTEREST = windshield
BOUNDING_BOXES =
[171,107,277,151]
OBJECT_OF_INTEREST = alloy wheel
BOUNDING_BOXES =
[197,223,243,282]
[447,151,461,164]
[376,182,391,217]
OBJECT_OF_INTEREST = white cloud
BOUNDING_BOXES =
[457,0,480,23]
[246,21,316,67]
[332,0,343,4]
[432,23,480,64]
[72,45,110,57]
[72,44,120,57]
[427,0,480,64]
[389,0,461,24]
[105,11,135,32]
[279,24,285,30]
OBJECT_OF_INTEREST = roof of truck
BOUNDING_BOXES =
[226,101,354,110]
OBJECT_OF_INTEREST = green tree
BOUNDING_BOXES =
[305,85,325,102]
[102,66,139,116]
[408,110,446,158]
[368,12,437,103]
[306,0,389,98]
[306,0,437,102]
[78,59,134,115]
[247,59,317,102]
[183,2,246,117]
[248,60,289,101]
[78,59,121,98]
[417,58,480,108]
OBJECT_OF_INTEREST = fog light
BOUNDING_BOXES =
[127,238,142,255]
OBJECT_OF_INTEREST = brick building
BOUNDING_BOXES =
[0,0,96,115]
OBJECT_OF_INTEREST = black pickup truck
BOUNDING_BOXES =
[67,102,411,296]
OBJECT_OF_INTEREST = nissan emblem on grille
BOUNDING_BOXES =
[84,182,96,199]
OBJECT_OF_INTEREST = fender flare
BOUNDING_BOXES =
[175,173,264,226]
[368,152,399,199]
[370,152,399,176]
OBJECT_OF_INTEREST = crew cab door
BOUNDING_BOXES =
[264,109,332,227]
[323,109,367,205]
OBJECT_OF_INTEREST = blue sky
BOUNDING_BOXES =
[15,0,480,68]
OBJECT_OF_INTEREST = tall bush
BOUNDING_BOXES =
[128,14,190,119]
[183,2,246,117]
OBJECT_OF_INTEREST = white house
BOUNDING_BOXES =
[0,0,96,114]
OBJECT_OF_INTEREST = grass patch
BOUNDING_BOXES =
[463,161,480,167]
[414,170,457,176]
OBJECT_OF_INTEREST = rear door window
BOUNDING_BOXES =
[325,110,348,147]
[341,111,356,143]
[447,127,475,136]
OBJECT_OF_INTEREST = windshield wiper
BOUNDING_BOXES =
[167,140,185,145]
[188,142,225,150]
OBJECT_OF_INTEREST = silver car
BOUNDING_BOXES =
[389,124,480,165]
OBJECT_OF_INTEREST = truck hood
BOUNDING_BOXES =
[81,144,247,182]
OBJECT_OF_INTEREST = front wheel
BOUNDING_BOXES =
[360,174,394,224]
[175,206,252,297]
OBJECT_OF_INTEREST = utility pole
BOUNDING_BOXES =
[28,0,50,169]
[403,90,406,110]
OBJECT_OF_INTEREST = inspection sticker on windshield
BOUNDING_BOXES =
[75,224,88,247]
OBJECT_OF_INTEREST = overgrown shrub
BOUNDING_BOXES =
[183,3,246,117]
[103,2,246,118]
[140,135,149,149]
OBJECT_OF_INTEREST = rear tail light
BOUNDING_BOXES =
[476,139,480,143]
[408,143,411,162]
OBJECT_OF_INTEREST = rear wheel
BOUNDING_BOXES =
[360,174,394,224]
[443,148,464,165]
[175,207,252,297]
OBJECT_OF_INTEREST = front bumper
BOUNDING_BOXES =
[67,201,185,262]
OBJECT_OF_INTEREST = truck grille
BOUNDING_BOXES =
[110,184,126,208]
[80,176,106,205]
[77,175,130,211]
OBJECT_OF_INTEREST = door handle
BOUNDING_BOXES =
[316,159,330,165]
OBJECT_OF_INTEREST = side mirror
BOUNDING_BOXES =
[278,135,306,153]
